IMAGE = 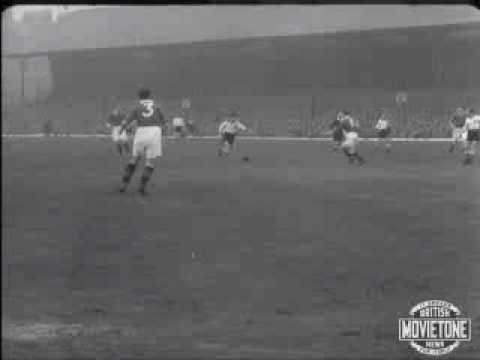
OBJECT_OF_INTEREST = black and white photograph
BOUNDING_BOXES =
[2,4,480,358]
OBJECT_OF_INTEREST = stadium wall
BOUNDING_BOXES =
[3,22,480,136]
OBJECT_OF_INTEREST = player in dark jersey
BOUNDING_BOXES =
[119,87,166,195]
[449,107,467,153]
[328,111,346,151]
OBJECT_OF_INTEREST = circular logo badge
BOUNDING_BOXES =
[399,300,471,356]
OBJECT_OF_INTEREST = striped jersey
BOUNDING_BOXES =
[375,118,390,130]
[465,115,480,130]
[172,117,185,127]
[219,120,246,134]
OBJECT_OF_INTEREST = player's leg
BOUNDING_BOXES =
[138,157,155,195]
[450,130,458,153]
[344,134,365,165]
[218,136,226,156]
[122,139,130,154]
[115,142,123,156]
[226,135,235,155]
[111,126,123,156]
[174,127,181,142]
[464,132,478,164]
[374,131,382,151]
[138,128,162,195]
[332,130,342,152]
[449,137,456,153]
[352,147,365,165]
[464,142,473,164]
[384,129,392,153]
[385,138,392,153]
[119,134,143,192]
[341,138,355,163]
[120,155,140,192]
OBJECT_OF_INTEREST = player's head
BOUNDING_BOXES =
[138,87,151,100]
[468,108,475,115]
[229,111,238,121]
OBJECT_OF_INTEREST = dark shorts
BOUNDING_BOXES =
[467,129,480,142]
[174,126,183,133]
[223,132,236,145]
[378,128,391,139]
[333,129,344,142]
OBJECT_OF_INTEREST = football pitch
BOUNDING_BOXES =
[2,137,480,359]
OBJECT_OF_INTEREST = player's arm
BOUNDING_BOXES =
[105,113,114,129]
[449,118,456,130]
[242,124,255,135]
[237,121,247,132]
[120,109,136,132]
[218,121,227,135]
[324,120,337,135]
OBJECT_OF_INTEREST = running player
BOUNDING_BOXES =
[340,111,365,165]
[119,88,166,195]
[449,107,467,154]
[464,108,480,165]
[172,116,186,140]
[217,111,247,156]
[374,110,393,153]
[327,111,345,152]
[106,107,130,157]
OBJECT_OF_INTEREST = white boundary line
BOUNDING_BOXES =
[2,134,452,142]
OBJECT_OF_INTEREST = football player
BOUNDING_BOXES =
[449,107,467,154]
[328,111,346,152]
[218,111,248,156]
[119,88,167,195]
[374,110,393,153]
[340,111,365,165]
[106,107,130,157]
[464,108,480,165]
[172,116,186,140]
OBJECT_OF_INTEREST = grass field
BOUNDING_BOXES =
[2,137,480,359]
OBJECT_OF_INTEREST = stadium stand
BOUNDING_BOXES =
[3,8,480,137]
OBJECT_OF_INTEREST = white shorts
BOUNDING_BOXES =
[111,126,128,143]
[452,128,466,142]
[341,131,360,149]
[132,126,162,159]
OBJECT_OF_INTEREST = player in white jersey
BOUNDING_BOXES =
[464,108,480,165]
[374,110,392,153]
[218,111,248,156]
[106,107,130,158]
[172,116,186,140]
[340,112,365,165]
